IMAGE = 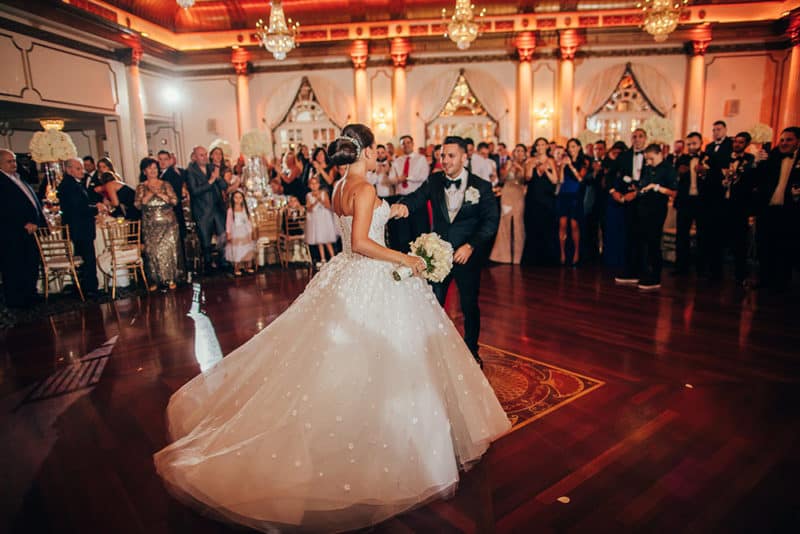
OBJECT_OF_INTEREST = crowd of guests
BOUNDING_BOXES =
[1,120,798,309]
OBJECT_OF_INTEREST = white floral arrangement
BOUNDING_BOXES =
[465,185,480,204]
[576,129,600,148]
[641,116,674,145]
[393,233,454,282]
[29,129,77,163]
[240,130,270,158]
[451,123,481,143]
[208,138,232,158]
[748,123,773,144]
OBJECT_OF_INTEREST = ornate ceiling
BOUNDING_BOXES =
[99,0,761,32]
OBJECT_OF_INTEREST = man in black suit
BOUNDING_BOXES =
[612,128,648,284]
[398,136,500,367]
[82,155,103,204]
[0,149,46,308]
[58,158,102,297]
[186,145,228,272]
[722,132,756,283]
[703,120,734,279]
[673,131,707,275]
[157,150,187,240]
[753,126,800,290]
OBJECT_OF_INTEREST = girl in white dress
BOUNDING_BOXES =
[305,175,338,263]
[224,190,255,275]
[153,124,511,533]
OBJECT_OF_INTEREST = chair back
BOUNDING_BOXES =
[34,225,76,267]
[282,208,306,237]
[102,220,142,265]
[255,207,280,241]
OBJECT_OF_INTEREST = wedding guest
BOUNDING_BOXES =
[93,157,122,202]
[630,144,678,290]
[309,147,335,194]
[666,139,685,167]
[281,150,306,203]
[186,145,228,273]
[583,139,607,262]
[58,157,102,297]
[557,138,588,266]
[82,155,103,203]
[99,171,140,220]
[703,120,734,280]
[0,149,45,308]
[603,141,628,269]
[721,132,756,284]
[225,190,255,276]
[753,126,800,290]
[388,135,430,251]
[612,129,648,284]
[269,177,284,196]
[430,144,443,173]
[522,138,559,266]
[135,157,180,290]
[210,146,237,199]
[470,142,497,184]
[673,132,707,276]
[385,142,395,162]
[367,144,393,198]
[305,176,338,265]
[493,142,509,174]
[157,150,187,244]
[490,143,527,264]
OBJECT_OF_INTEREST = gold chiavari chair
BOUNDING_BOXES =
[34,225,84,302]
[101,220,148,299]
[278,208,312,271]
[254,206,281,267]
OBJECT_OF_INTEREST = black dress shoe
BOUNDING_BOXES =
[473,354,484,369]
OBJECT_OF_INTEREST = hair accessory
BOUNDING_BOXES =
[337,135,361,160]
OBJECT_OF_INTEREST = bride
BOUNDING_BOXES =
[153,124,511,533]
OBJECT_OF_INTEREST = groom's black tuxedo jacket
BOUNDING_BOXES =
[399,171,499,254]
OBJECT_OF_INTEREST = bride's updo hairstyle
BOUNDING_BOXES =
[327,124,375,166]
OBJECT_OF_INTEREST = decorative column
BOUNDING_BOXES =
[683,24,711,135]
[780,13,800,129]
[350,40,370,124]
[557,29,579,141]
[123,42,149,163]
[515,32,536,144]
[391,38,410,136]
[232,47,252,137]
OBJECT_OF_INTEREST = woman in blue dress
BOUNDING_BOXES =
[556,139,588,266]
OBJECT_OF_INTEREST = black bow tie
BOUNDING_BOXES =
[635,151,644,156]
[445,178,462,190]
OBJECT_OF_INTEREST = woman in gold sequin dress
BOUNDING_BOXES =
[135,157,181,290]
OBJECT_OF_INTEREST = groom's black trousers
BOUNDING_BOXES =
[432,260,481,356]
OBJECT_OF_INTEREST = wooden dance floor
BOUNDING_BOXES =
[2,265,799,533]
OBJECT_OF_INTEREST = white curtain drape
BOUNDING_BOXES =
[582,63,627,117]
[463,68,509,121]
[417,70,461,124]
[306,74,353,128]
[629,63,674,117]
[264,77,304,131]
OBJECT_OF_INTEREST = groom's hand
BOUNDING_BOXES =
[453,244,473,264]
[390,203,409,219]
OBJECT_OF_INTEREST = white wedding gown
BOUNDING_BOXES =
[154,199,511,533]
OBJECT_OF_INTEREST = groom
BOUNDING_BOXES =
[397,136,499,367]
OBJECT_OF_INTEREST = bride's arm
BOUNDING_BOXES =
[350,183,425,271]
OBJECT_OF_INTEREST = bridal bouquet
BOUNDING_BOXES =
[393,233,453,282]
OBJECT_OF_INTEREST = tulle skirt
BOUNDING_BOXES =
[153,252,511,532]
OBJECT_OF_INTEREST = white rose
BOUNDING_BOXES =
[465,186,480,204]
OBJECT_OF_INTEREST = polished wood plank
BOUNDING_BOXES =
[2,264,800,533]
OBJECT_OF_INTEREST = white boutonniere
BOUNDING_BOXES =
[623,175,633,184]
[465,186,480,204]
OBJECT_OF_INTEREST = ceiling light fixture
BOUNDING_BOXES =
[256,0,300,61]
[442,0,486,51]
[636,0,690,42]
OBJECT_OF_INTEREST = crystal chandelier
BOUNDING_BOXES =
[256,1,300,61]
[442,0,486,51]
[637,0,689,42]
[176,0,195,9]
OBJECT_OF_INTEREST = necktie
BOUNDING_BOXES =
[446,178,462,189]
[401,156,410,189]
